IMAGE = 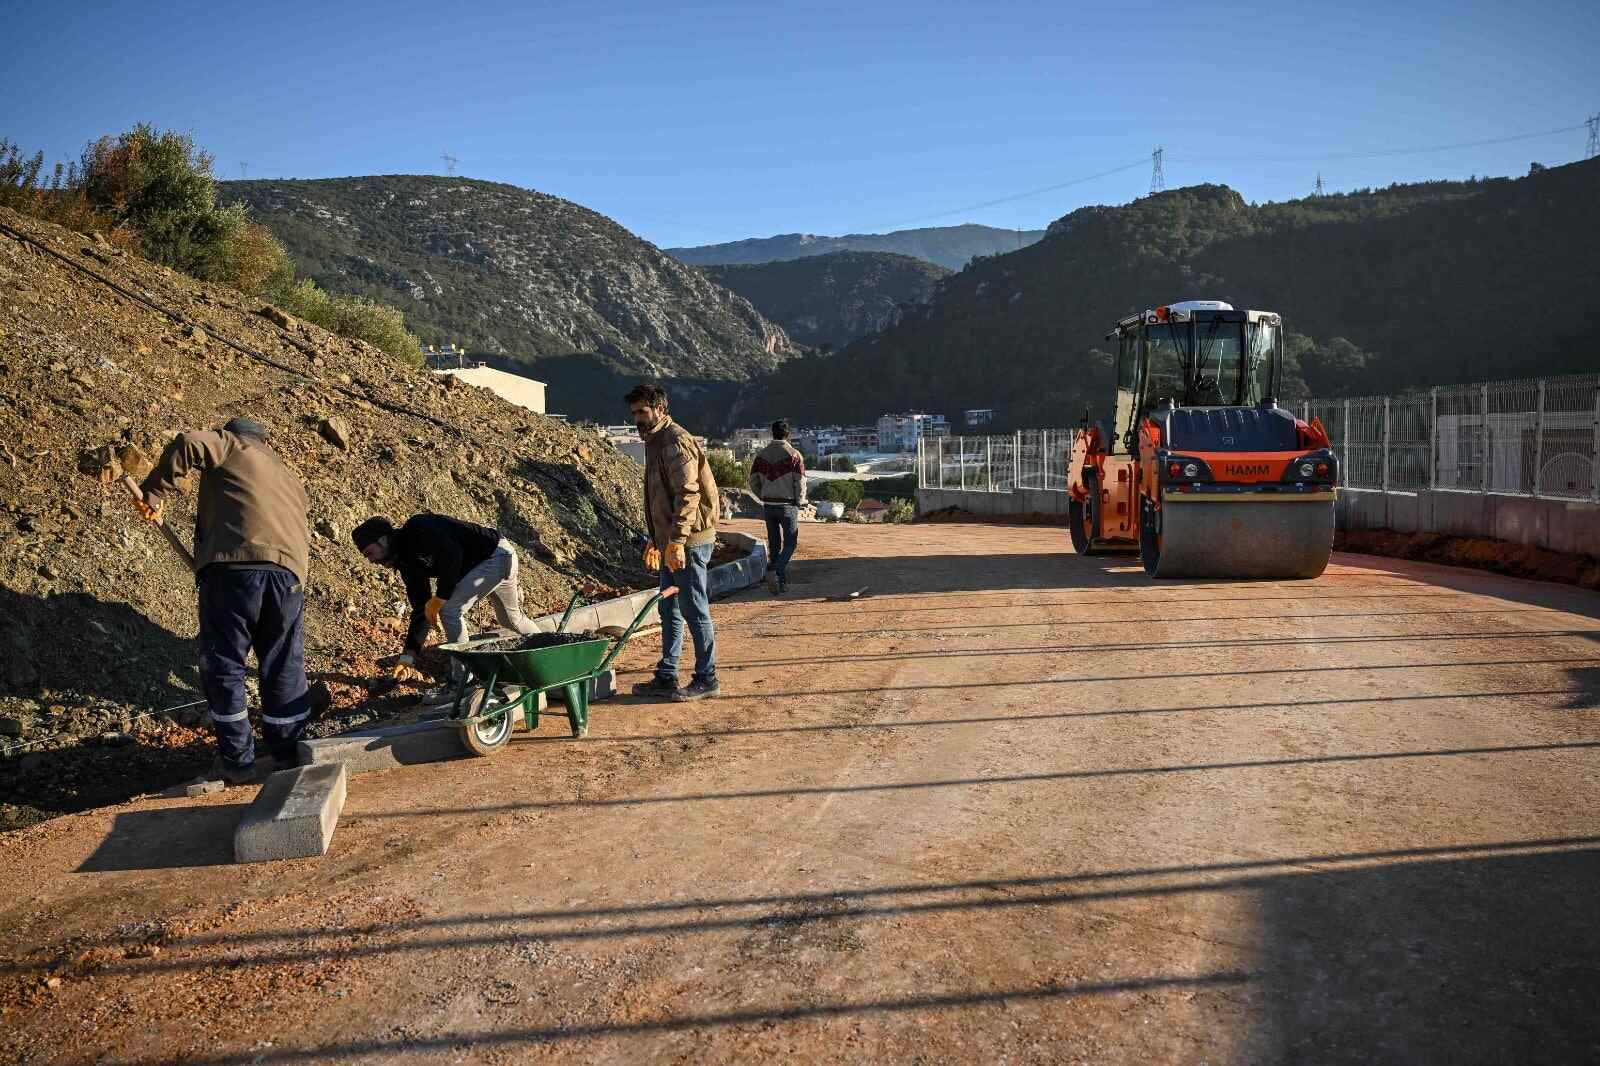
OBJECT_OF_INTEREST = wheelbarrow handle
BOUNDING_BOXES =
[597,587,677,674]
[556,589,584,633]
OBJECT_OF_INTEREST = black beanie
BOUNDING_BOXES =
[222,417,270,441]
[352,516,396,550]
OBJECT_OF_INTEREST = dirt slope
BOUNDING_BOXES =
[0,207,650,827]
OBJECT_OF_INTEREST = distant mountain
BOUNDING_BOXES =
[742,159,1600,431]
[219,176,792,422]
[668,224,1045,271]
[699,251,952,350]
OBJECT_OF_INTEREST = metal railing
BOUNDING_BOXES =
[919,373,1600,501]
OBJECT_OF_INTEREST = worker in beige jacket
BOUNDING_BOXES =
[625,383,720,702]
[135,417,312,784]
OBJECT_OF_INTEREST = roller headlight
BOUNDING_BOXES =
[1183,462,1199,478]
[1298,461,1316,477]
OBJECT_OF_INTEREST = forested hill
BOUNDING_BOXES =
[700,251,951,349]
[744,158,1600,430]
[669,224,1045,271]
[220,176,793,422]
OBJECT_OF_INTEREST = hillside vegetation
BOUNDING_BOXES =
[747,159,1600,430]
[0,206,649,825]
[220,176,794,421]
[669,223,1045,271]
[700,251,951,349]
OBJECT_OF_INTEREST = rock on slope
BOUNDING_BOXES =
[219,176,793,384]
[0,207,649,827]
[700,251,951,349]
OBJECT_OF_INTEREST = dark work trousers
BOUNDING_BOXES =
[762,503,799,579]
[197,565,313,770]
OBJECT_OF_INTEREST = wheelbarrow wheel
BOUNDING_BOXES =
[459,685,518,757]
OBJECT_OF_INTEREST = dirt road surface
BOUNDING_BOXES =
[3,521,1598,1064]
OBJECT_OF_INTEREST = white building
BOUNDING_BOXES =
[434,365,546,414]
[965,408,996,427]
[877,412,950,453]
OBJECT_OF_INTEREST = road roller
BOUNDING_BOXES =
[1066,300,1338,579]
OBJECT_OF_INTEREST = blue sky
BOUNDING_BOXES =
[6,0,1596,248]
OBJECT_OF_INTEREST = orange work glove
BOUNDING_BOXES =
[665,542,687,572]
[424,596,445,630]
[133,497,162,523]
[642,544,661,571]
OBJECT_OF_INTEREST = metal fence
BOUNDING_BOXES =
[919,373,1600,501]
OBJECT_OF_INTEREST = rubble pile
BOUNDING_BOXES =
[0,208,650,827]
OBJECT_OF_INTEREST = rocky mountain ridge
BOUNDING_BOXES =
[668,223,1046,271]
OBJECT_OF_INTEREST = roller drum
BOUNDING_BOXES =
[1145,497,1334,579]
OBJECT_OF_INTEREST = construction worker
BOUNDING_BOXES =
[134,417,312,785]
[625,383,720,702]
[351,513,539,700]
[748,420,805,594]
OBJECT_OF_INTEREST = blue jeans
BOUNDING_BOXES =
[197,566,312,769]
[763,504,799,579]
[656,542,716,685]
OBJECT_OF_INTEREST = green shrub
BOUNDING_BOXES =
[812,478,864,508]
[706,449,750,492]
[266,276,421,366]
[884,498,915,523]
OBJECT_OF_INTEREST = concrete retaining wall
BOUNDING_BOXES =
[1337,489,1600,555]
[917,488,1072,518]
[917,485,1599,556]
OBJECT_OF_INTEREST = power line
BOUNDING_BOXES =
[1170,123,1586,165]
[1150,146,1165,193]
[877,157,1147,229]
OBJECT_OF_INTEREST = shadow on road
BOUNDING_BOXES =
[82,836,1600,1063]
[76,804,247,871]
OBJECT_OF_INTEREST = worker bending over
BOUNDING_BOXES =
[135,417,312,784]
[352,513,538,700]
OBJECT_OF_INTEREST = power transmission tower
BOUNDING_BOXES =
[1150,147,1165,193]
[239,162,248,180]
[1587,115,1600,160]
[1314,172,1325,197]
[441,152,459,175]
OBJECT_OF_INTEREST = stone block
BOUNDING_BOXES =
[234,763,346,864]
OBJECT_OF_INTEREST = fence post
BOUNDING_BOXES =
[1342,400,1350,485]
[916,437,924,489]
[1480,384,1490,493]
[960,437,967,491]
[936,436,943,489]
[1013,430,1021,492]
[1301,400,1309,422]
[1429,387,1438,490]
[1381,396,1391,492]
[1587,379,1600,499]
[1592,382,1600,503]
[1531,379,1545,498]
[986,437,993,493]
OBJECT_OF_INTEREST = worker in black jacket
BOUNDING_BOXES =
[352,513,539,699]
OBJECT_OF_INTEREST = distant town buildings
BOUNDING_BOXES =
[965,408,996,427]
[877,412,950,453]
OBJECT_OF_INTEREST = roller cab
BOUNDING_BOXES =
[1070,301,1339,579]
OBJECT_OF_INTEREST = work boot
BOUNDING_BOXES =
[671,677,720,702]
[766,568,779,593]
[777,575,788,595]
[631,676,680,699]
[204,754,272,787]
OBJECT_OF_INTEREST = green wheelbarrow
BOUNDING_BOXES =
[438,586,675,755]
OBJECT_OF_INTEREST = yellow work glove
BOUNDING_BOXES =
[665,542,687,572]
[642,544,661,571]
[133,496,162,523]
[424,596,445,631]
